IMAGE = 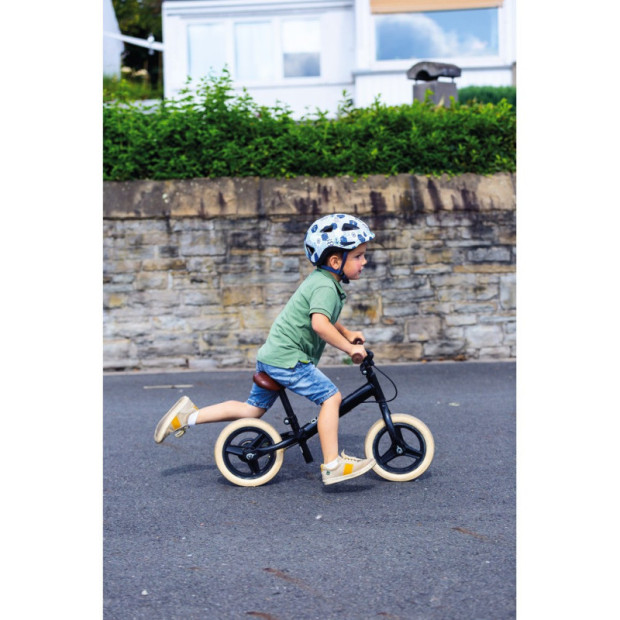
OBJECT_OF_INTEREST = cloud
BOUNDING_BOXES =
[377,13,491,59]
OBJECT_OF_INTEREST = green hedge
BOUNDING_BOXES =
[458,86,516,108]
[103,72,516,181]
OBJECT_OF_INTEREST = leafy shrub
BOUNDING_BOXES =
[458,86,516,108]
[104,72,163,103]
[103,71,515,181]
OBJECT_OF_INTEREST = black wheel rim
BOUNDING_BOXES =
[372,422,427,474]
[222,427,277,479]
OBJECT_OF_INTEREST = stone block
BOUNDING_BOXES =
[134,290,182,309]
[142,258,187,272]
[375,343,423,362]
[106,259,142,274]
[182,290,221,306]
[103,338,133,360]
[500,274,516,310]
[222,285,264,307]
[453,302,497,314]
[426,249,455,264]
[112,319,153,338]
[422,340,466,358]
[413,265,453,275]
[179,231,227,256]
[364,325,404,344]
[191,314,241,331]
[455,264,514,274]
[406,317,442,342]
[382,303,419,319]
[381,286,435,303]
[188,358,219,371]
[140,357,189,369]
[135,272,168,291]
[445,314,477,327]
[104,293,127,309]
[467,246,512,263]
[143,338,196,357]
[464,325,503,348]
[477,346,511,359]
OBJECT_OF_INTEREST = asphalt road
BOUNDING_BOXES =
[103,360,516,620]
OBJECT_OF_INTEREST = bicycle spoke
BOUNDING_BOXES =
[402,444,423,459]
[378,443,399,464]
[225,445,245,458]
[247,458,263,475]
[250,433,269,450]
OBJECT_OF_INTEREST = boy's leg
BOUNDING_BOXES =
[195,401,265,424]
[154,398,265,444]
[315,385,376,486]
[317,391,342,464]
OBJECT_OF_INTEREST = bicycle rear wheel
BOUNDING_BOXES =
[364,413,434,482]
[214,418,284,487]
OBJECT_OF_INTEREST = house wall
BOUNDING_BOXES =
[103,173,516,371]
[161,0,516,116]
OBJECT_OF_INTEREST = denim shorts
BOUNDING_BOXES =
[246,361,339,411]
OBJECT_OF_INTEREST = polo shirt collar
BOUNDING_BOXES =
[316,268,347,300]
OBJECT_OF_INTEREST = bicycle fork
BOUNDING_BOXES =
[343,367,408,456]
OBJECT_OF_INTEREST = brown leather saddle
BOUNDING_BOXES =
[253,371,283,392]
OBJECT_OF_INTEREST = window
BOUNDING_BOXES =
[375,8,499,61]
[235,21,276,80]
[282,20,321,78]
[187,23,227,78]
[187,18,322,82]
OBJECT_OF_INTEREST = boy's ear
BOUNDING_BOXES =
[326,253,342,269]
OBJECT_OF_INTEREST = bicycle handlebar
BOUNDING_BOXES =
[352,338,367,365]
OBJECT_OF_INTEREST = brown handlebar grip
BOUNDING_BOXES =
[351,338,365,364]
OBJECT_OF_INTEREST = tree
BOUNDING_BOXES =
[112,0,163,87]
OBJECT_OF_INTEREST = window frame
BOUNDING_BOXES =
[185,15,324,86]
[370,4,504,70]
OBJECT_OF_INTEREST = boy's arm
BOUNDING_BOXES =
[311,314,367,361]
[334,321,365,345]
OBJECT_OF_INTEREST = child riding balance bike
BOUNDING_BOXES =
[154,214,434,487]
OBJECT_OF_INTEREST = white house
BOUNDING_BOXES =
[162,0,516,116]
[103,0,124,77]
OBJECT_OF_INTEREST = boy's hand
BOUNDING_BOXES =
[350,343,367,364]
[347,330,365,345]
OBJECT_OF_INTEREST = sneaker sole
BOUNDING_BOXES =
[322,459,376,486]
[154,396,190,444]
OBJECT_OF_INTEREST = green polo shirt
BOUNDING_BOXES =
[257,269,347,368]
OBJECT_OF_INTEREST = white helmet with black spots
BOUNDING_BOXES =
[304,214,375,266]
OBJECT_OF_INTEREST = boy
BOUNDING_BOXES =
[154,213,376,485]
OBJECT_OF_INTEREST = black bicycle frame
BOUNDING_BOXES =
[245,352,401,464]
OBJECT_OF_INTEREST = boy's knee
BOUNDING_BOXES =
[246,404,266,418]
[325,391,342,406]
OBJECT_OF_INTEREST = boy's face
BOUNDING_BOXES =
[337,243,368,281]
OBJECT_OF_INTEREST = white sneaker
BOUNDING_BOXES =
[321,451,376,485]
[154,396,198,444]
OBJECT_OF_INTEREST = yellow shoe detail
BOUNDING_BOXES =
[171,416,181,430]
[343,463,354,475]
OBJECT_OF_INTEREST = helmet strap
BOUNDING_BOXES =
[319,251,350,284]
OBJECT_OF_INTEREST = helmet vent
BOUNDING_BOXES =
[342,223,360,231]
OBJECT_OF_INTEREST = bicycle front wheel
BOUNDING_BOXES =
[364,414,434,482]
[214,418,284,487]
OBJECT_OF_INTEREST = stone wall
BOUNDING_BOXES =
[103,172,516,370]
